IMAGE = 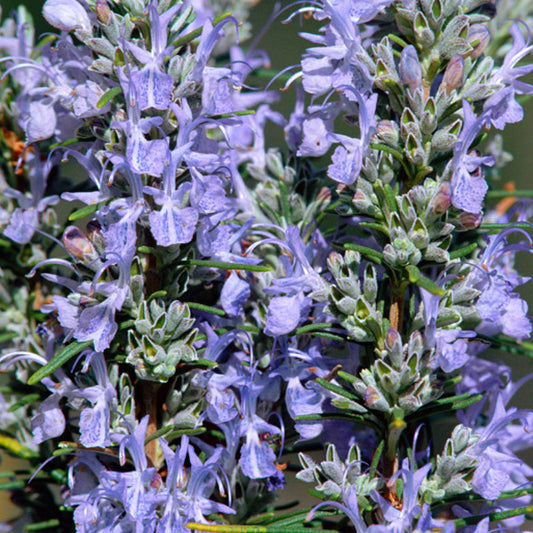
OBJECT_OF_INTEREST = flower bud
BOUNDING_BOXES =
[430,182,452,214]
[43,0,91,35]
[86,219,106,255]
[451,425,473,454]
[327,252,344,279]
[456,211,482,230]
[62,226,100,266]
[363,264,378,302]
[352,191,374,214]
[364,385,389,411]
[467,24,490,59]
[442,55,464,93]
[385,328,404,369]
[95,0,111,24]
[376,120,400,146]
[399,45,422,90]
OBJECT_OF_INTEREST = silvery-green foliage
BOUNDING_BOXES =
[127,299,198,381]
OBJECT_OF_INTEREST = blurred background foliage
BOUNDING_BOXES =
[1,0,533,523]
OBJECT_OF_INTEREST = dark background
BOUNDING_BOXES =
[1,0,533,523]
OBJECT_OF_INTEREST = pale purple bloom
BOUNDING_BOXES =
[3,152,59,244]
[327,92,377,185]
[123,1,180,111]
[42,0,91,35]
[371,458,432,532]
[485,23,533,130]
[74,351,116,448]
[110,68,168,176]
[450,101,495,214]
[220,271,251,317]
[296,0,394,98]
[466,228,532,340]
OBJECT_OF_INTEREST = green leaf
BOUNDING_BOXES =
[186,302,226,316]
[406,265,420,282]
[479,222,531,231]
[359,221,389,236]
[449,242,478,259]
[477,333,533,359]
[0,480,26,490]
[265,510,339,528]
[49,137,79,149]
[406,265,444,295]
[96,86,122,108]
[311,331,345,341]
[209,110,256,119]
[315,377,360,402]
[337,370,358,384]
[145,424,174,444]
[409,394,483,423]
[182,358,218,369]
[164,427,207,441]
[147,290,168,303]
[370,439,385,473]
[27,519,61,531]
[186,524,339,533]
[343,243,384,264]
[68,200,110,221]
[486,190,533,198]
[294,322,335,335]
[185,259,272,272]
[0,331,18,343]
[172,11,232,48]
[27,341,92,385]
[453,506,533,528]
[0,435,39,459]
[8,393,40,412]
[383,183,399,212]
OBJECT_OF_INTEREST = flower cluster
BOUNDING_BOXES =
[1,0,533,531]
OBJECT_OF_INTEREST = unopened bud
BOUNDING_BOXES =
[408,330,424,358]
[442,56,464,93]
[86,219,106,255]
[385,327,402,350]
[363,264,378,302]
[386,328,404,370]
[327,252,344,279]
[376,120,400,146]
[399,45,422,90]
[62,226,99,264]
[96,0,111,24]
[467,24,490,58]
[431,182,452,214]
[43,0,91,35]
[456,211,483,230]
[317,186,331,205]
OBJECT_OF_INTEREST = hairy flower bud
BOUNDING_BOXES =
[42,0,91,36]
[95,0,111,24]
[467,24,490,59]
[86,219,106,255]
[376,120,400,147]
[62,226,100,266]
[430,182,452,214]
[385,328,403,369]
[456,211,483,230]
[442,55,464,93]
[399,45,422,90]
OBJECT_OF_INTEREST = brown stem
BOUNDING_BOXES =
[389,286,405,331]
[141,381,161,467]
